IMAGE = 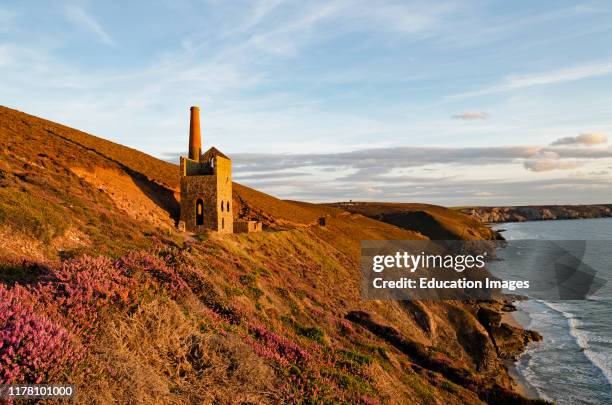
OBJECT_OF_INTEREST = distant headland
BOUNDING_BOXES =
[459,204,612,223]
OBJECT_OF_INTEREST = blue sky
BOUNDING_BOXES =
[1,0,611,204]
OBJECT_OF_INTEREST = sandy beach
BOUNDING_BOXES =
[502,311,541,399]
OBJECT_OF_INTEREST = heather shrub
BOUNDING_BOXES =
[249,323,312,366]
[0,284,82,384]
[0,249,191,385]
[116,250,187,294]
[244,316,388,403]
[40,256,135,336]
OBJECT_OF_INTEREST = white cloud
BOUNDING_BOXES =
[523,151,582,172]
[64,6,115,46]
[551,133,607,146]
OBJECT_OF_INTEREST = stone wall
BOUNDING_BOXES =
[214,156,233,234]
[180,175,218,233]
[180,156,213,176]
[234,220,262,233]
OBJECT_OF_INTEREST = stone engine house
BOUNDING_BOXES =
[179,106,233,234]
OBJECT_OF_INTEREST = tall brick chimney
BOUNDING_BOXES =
[188,106,201,161]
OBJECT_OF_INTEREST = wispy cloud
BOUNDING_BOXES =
[451,111,489,120]
[452,61,612,99]
[550,133,607,146]
[64,6,115,46]
[228,0,457,57]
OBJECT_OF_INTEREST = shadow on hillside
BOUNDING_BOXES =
[0,261,50,285]
[44,128,181,223]
[378,211,455,240]
[128,171,180,223]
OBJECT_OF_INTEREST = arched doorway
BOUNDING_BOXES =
[196,199,204,225]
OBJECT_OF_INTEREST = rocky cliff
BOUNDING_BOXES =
[460,205,612,223]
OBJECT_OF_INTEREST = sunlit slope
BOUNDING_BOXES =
[328,202,501,240]
[0,106,417,259]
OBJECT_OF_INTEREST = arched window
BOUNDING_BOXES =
[226,201,230,212]
[221,200,224,212]
[222,218,225,229]
[196,199,204,225]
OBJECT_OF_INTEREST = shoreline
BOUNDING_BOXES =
[501,310,541,400]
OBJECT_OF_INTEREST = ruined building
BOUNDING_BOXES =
[179,106,233,234]
[179,106,262,234]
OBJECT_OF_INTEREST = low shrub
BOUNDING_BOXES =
[0,284,82,384]
[249,324,312,366]
[0,249,191,384]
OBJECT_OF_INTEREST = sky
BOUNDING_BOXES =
[1,0,611,205]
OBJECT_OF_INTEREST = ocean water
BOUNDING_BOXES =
[492,218,612,404]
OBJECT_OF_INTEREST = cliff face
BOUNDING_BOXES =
[1,106,544,404]
[460,205,612,223]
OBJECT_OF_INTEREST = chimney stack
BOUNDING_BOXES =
[188,106,201,161]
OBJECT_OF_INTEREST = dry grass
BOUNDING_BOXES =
[76,299,277,404]
[0,105,173,259]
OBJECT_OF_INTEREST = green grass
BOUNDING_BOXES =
[294,322,325,344]
[335,349,373,366]
[0,188,68,243]
[239,273,257,286]
[440,380,460,394]
[321,367,377,397]
[404,372,436,404]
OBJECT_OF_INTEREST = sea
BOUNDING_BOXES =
[492,218,612,405]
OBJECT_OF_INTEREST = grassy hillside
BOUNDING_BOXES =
[0,106,543,404]
[327,202,502,240]
[0,106,175,259]
[0,105,354,259]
